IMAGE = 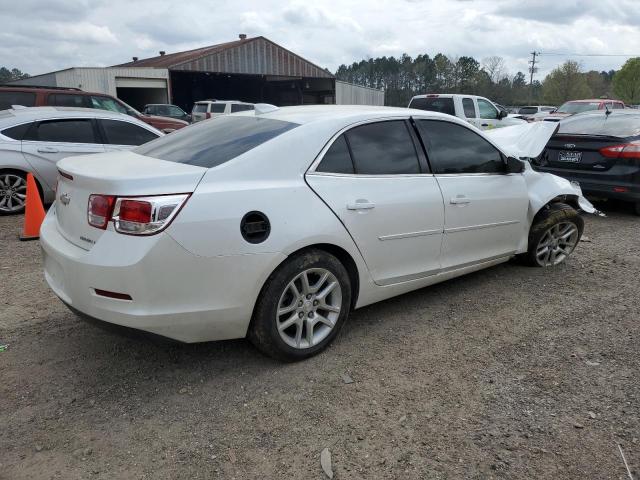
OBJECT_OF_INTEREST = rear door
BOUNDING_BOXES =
[306,119,445,286]
[415,119,528,269]
[461,97,478,126]
[20,118,105,190]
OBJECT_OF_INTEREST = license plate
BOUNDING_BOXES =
[558,151,582,163]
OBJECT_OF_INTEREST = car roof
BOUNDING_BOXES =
[0,85,108,96]
[564,99,622,103]
[242,104,463,127]
[0,106,153,128]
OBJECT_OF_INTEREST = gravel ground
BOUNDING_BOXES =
[1,204,639,480]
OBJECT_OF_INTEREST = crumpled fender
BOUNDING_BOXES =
[522,163,600,221]
[485,121,559,159]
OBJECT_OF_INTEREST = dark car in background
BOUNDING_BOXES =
[0,86,188,133]
[143,104,191,123]
[533,110,640,215]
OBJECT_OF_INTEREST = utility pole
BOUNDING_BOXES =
[528,51,539,103]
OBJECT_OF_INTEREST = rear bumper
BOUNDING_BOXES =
[532,168,640,202]
[40,209,286,342]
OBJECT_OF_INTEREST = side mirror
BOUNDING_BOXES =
[506,156,525,174]
[498,109,508,120]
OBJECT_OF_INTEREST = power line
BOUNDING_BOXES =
[538,52,640,57]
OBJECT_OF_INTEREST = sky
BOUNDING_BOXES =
[1,0,639,81]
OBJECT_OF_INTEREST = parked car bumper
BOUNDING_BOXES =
[40,209,286,342]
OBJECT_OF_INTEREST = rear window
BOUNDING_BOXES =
[0,91,36,110]
[134,116,298,168]
[518,107,538,115]
[408,97,455,116]
[193,103,208,113]
[558,113,640,138]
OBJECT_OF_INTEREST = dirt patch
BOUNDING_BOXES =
[1,205,639,479]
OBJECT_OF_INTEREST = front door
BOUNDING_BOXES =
[414,118,528,269]
[20,118,105,191]
[306,120,445,286]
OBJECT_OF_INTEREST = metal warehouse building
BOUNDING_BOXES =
[12,35,383,110]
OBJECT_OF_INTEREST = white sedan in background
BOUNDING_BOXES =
[0,107,162,214]
[41,105,595,361]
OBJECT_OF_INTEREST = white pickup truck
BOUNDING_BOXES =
[408,94,526,130]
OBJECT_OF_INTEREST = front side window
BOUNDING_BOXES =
[33,119,98,144]
[168,106,185,116]
[193,103,207,113]
[231,104,255,113]
[416,120,504,174]
[47,94,88,108]
[316,135,354,174]
[134,116,298,168]
[90,96,128,115]
[462,98,476,118]
[345,121,420,175]
[0,91,36,110]
[477,99,499,119]
[100,119,159,146]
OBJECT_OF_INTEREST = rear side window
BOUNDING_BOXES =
[1,122,33,140]
[134,116,298,168]
[409,97,455,116]
[416,120,504,174]
[34,119,98,144]
[316,135,354,174]
[47,94,88,108]
[100,119,159,145]
[0,91,36,110]
[462,98,476,118]
[231,104,254,113]
[210,104,226,113]
[345,121,420,175]
[613,102,625,109]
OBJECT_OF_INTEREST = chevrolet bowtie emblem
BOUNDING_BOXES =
[59,192,71,205]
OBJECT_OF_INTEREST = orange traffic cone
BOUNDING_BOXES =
[19,173,46,241]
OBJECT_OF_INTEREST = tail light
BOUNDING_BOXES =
[599,142,640,159]
[88,194,190,235]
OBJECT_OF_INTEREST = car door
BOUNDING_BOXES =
[20,118,105,191]
[461,97,478,126]
[476,98,501,130]
[98,118,161,151]
[306,119,445,286]
[414,119,528,270]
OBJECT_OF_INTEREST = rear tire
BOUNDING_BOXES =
[522,203,584,267]
[634,202,640,216]
[0,170,28,215]
[248,249,352,361]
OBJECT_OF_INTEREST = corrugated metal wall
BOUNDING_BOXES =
[171,37,333,79]
[336,81,385,106]
[55,68,169,96]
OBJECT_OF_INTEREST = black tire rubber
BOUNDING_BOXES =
[633,202,640,216]
[248,249,352,362]
[522,202,584,267]
[0,170,27,216]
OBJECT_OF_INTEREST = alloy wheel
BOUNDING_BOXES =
[276,268,342,349]
[0,174,27,213]
[535,221,579,267]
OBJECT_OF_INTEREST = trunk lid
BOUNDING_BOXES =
[484,121,559,159]
[540,134,623,171]
[55,151,207,250]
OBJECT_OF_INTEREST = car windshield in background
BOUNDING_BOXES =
[557,102,600,114]
[518,107,538,115]
[193,104,208,113]
[409,97,455,116]
[559,112,640,137]
[134,116,298,168]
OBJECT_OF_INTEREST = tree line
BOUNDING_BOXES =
[336,54,640,107]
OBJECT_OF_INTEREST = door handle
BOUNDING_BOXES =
[481,123,489,127]
[450,196,471,205]
[347,200,375,210]
[37,147,59,153]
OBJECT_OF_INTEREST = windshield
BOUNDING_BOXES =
[557,102,600,114]
[134,116,298,168]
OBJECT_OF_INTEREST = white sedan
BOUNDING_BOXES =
[41,105,596,361]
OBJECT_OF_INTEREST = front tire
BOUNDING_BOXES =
[248,249,352,361]
[523,203,584,267]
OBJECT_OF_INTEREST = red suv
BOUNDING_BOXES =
[0,86,188,132]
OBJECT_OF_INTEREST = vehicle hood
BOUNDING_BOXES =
[485,121,559,159]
